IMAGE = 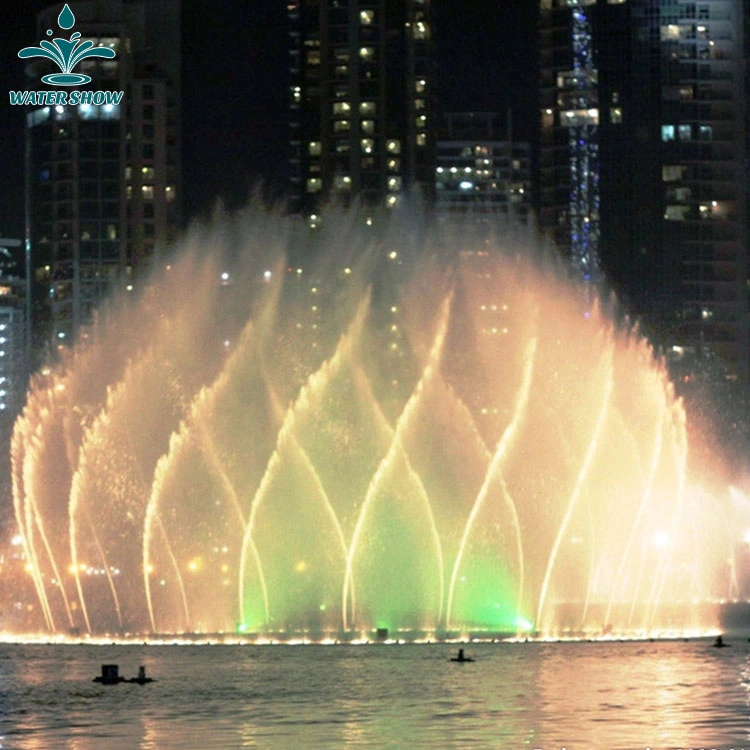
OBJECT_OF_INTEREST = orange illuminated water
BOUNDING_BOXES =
[6,209,742,638]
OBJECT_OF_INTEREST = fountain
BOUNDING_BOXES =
[5,208,738,638]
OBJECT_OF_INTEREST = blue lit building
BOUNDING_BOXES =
[539,0,749,384]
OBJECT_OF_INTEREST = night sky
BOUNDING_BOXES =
[0,0,537,241]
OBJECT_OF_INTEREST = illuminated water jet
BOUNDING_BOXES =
[5,208,738,637]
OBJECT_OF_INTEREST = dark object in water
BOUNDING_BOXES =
[126,665,155,684]
[713,635,730,648]
[93,664,125,684]
[93,664,155,684]
[450,648,474,663]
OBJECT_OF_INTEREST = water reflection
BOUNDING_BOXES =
[0,642,748,749]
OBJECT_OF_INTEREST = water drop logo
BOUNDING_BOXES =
[18,4,116,86]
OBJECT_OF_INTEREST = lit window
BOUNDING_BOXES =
[699,125,712,141]
[334,175,352,191]
[361,138,374,154]
[165,185,175,202]
[387,140,401,154]
[678,124,692,141]
[562,109,598,125]
[416,132,426,146]
[415,98,426,111]
[413,21,429,39]
[415,79,427,94]
[660,24,680,41]
[360,9,374,24]
[307,50,320,65]
[306,178,322,193]
[141,166,155,179]
[333,101,351,116]
[664,205,689,221]
[661,124,675,141]
[309,141,322,156]
[387,176,401,191]
[387,158,400,171]
[662,165,685,182]
[416,114,427,128]
[359,47,375,61]
[142,185,154,200]
[610,107,622,124]
[334,120,350,133]
[359,101,376,116]
[361,120,375,135]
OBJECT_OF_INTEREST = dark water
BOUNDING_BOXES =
[0,640,748,749]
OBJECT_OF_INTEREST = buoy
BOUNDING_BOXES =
[93,664,124,685]
[127,665,155,684]
[450,648,474,663]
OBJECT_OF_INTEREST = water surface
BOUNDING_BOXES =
[0,640,748,749]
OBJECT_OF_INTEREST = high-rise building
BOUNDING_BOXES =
[288,0,436,216]
[436,112,531,224]
[539,0,749,383]
[25,0,181,361]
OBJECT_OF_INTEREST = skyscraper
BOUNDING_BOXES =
[436,112,531,224]
[539,0,749,383]
[25,0,181,362]
[288,0,435,216]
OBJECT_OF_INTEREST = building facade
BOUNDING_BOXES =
[539,0,749,382]
[436,112,531,224]
[288,0,436,216]
[25,0,181,361]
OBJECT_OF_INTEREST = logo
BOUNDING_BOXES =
[18,3,115,86]
[10,4,124,107]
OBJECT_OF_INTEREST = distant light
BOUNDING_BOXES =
[653,531,670,549]
[459,181,474,190]
[516,615,533,632]
[57,332,65,339]
[55,105,64,114]
[125,284,133,292]
[388,251,398,260]
[224,340,230,348]
[220,272,230,282]
[263,270,272,281]
[11,534,23,546]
